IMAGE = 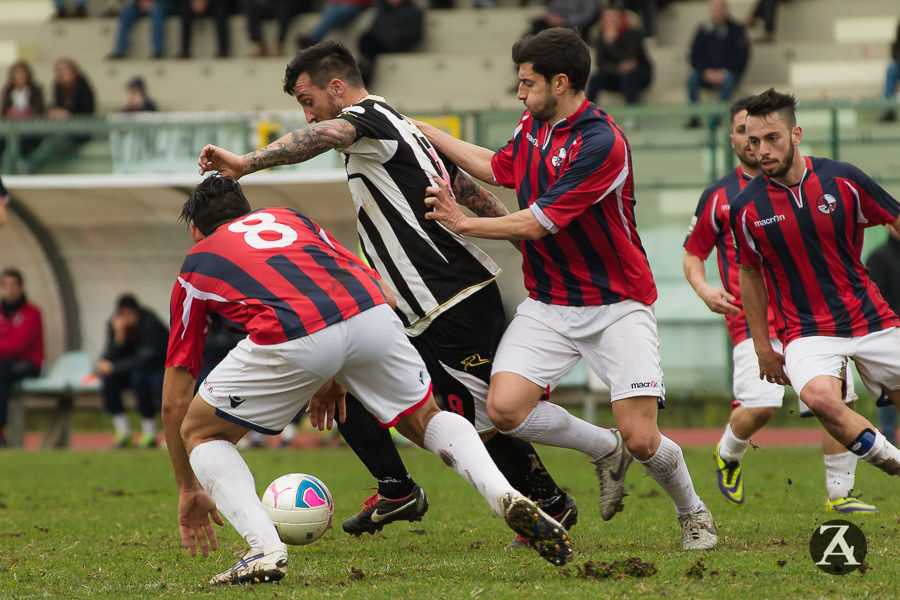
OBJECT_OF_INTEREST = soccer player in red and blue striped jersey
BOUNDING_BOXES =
[421,27,716,550]
[732,88,900,481]
[686,97,874,514]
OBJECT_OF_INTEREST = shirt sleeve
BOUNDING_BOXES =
[730,197,763,269]
[490,138,516,188]
[839,162,900,227]
[165,275,209,378]
[684,186,722,259]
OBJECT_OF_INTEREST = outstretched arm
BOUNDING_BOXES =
[415,120,496,184]
[452,169,509,218]
[198,119,358,178]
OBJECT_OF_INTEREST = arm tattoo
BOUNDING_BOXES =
[243,119,358,174]
[452,170,509,218]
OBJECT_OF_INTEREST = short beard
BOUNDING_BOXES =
[766,144,794,179]
[529,95,557,123]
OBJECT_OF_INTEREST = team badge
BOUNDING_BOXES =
[816,194,837,214]
[550,146,567,167]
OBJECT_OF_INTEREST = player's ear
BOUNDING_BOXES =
[552,73,569,95]
[329,78,344,97]
[791,125,802,145]
[190,224,206,243]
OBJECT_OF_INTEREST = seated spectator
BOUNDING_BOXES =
[880,19,900,122]
[0,61,45,163]
[527,0,599,40]
[743,0,781,43]
[121,76,158,111]
[178,0,233,59]
[20,58,95,174]
[586,3,652,106]
[684,0,749,128]
[0,176,8,227]
[0,268,44,447]
[53,0,87,18]
[296,0,372,50]
[622,0,674,40]
[243,0,308,57]
[357,0,423,86]
[94,293,168,448]
[108,0,177,60]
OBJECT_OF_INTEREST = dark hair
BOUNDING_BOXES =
[0,268,23,286]
[283,41,364,96]
[511,28,591,92]
[116,293,139,311]
[6,60,35,86]
[180,176,251,236]
[745,88,798,129]
[728,96,754,121]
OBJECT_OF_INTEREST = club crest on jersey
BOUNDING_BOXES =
[816,194,837,214]
[550,147,567,167]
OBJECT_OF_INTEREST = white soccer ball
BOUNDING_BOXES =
[261,473,334,545]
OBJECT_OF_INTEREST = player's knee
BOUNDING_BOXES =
[395,399,440,448]
[620,428,656,462]
[486,397,522,432]
[800,381,842,420]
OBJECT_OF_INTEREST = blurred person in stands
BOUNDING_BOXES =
[684,0,749,128]
[743,0,782,44]
[243,0,308,57]
[526,0,598,40]
[0,268,44,448]
[53,0,87,18]
[586,2,652,106]
[622,0,674,40]
[357,0,423,86]
[879,19,900,123]
[296,0,372,50]
[120,76,158,111]
[20,58,95,174]
[0,61,45,164]
[866,226,900,445]
[108,0,177,59]
[178,0,233,59]
[0,176,7,227]
[95,293,169,448]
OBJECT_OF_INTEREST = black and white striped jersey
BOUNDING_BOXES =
[335,96,500,335]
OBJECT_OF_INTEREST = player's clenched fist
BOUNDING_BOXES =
[198,144,246,179]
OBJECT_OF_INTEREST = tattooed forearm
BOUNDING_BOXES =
[243,120,358,174]
[452,170,509,218]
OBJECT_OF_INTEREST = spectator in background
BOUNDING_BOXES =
[623,0,674,40]
[0,268,44,448]
[178,0,233,59]
[586,2,652,106]
[120,76,157,111]
[526,0,599,40]
[108,0,176,60]
[879,20,900,123]
[243,0,308,57]
[743,0,780,44]
[684,0,749,128]
[296,0,372,50]
[94,293,169,448]
[20,58,95,174]
[0,176,8,227]
[866,227,900,445]
[357,0,423,86]
[53,0,87,18]
[1,61,45,163]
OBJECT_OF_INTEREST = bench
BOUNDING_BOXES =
[9,351,101,448]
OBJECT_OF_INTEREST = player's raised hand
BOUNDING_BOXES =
[308,379,347,431]
[424,176,466,233]
[756,347,789,386]
[177,489,224,558]
[697,283,740,315]
[198,144,246,179]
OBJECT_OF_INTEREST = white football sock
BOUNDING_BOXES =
[423,411,512,516]
[859,430,900,476]
[824,451,857,500]
[140,418,157,437]
[281,422,297,443]
[189,440,284,551]
[718,423,749,463]
[111,413,130,436]
[504,401,618,460]
[637,435,703,516]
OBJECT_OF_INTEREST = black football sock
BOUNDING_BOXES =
[337,393,416,499]
[484,432,567,515]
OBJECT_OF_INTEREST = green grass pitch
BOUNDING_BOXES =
[1,442,898,599]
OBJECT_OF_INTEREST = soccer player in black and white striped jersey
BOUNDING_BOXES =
[197,41,579,545]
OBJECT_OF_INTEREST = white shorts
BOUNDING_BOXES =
[199,305,432,433]
[732,338,784,408]
[492,298,664,402]
[785,327,900,401]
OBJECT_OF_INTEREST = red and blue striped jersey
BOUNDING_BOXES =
[684,167,778,345]
[490,99,656,307]
[166,207,387,377]
[731,156,900,344]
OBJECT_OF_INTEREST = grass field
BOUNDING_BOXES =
[1,442,898,599]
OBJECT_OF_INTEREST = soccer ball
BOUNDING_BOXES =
[261,473,334,545]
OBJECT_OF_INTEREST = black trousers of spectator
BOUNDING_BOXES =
[243,0,307,45]
[358,31,418,85]
[102,368,163,419]
[751,0,777,33]
[180,0,231,57]
[587,66,652,105]
[0,359,41,430]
